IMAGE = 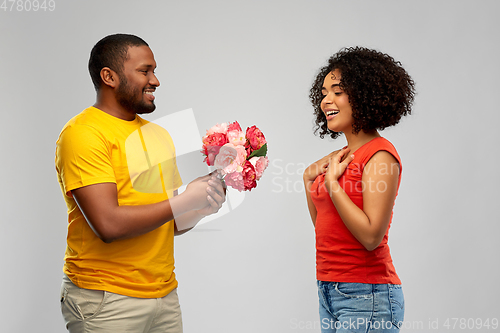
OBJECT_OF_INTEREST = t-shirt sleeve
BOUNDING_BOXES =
[164,127,183,192]
[157,127,183,193]
[55,124,116,196]
[123,122,183,196]
[172,156,183,192]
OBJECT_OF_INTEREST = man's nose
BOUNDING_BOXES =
[150,74,160,87]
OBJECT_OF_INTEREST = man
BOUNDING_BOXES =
[55,34,225,332]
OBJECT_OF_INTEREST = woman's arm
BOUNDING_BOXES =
[304,181,318,226]
[324,149,399,251]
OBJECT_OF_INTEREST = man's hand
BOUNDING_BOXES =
[181,174,213,210]
[173,173,227,235]
[196,173,226,217]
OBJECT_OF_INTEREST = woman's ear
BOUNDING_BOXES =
[100,67,118,88]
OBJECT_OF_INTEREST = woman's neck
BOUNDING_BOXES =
[344,130,381,154]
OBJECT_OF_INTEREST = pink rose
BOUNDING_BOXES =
[245,125,267,154]
[202,145,221,166]
[217,144,246,174]
[242,160,257,191]
[224,171,245,192]
[203,132,228,147]
[227,121,242,132]
[249,156,269,180]
[202,132,228,166]
[206,123,228,135]
[214,144,238,174]
[227,130,247,146]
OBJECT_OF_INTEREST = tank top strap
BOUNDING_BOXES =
[355,137,401,172]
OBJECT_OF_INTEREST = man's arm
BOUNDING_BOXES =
[73,174,223,243]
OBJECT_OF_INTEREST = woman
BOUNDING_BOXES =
[303,47,415,333]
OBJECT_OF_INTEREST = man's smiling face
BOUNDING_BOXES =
[116,45,160,115]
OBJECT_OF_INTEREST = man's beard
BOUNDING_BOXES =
[116,74,156,115]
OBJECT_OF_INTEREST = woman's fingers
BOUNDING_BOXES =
[343,152,355,165]
[335,147,351,162]
[325,148,355,181]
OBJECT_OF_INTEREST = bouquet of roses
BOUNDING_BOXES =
[201,121,269,191]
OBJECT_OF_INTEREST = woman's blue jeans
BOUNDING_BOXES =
[317,281,404,333]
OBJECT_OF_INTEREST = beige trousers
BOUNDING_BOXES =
[60,275,183,333]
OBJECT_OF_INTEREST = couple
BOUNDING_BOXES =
[56,34,414,333]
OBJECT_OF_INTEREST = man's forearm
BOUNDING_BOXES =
[73,183,206,243]
[174,210,206,235]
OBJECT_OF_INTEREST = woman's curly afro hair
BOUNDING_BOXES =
[309,47,415,139]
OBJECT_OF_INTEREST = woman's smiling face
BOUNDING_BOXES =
[321,69,353,134]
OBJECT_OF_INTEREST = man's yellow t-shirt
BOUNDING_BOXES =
[55,106,182,298]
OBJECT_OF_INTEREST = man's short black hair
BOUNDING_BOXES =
[88,34,149,91]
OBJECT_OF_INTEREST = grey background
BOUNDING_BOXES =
[1,0,499,332]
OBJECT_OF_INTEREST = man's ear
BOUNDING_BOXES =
[100,67,119,88]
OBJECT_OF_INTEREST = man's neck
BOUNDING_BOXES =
[94,98,136,121]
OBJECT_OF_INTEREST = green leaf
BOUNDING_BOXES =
[248,143,267,159]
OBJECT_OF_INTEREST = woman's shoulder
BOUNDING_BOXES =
[358,137,400,164]
[364,137,397,151]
